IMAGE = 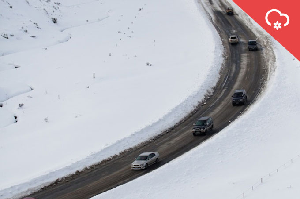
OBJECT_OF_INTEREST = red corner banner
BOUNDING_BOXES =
[233,0,300,60]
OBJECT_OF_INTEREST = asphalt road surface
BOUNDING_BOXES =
[28,1,270,199]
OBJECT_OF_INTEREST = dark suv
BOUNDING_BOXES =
[248,40,258,51]
[226,7,233,15]
[232,89,247,106]
[192,116,213,136]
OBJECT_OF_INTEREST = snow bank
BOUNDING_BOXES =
[94,25,300,199]
[93,1,300,199]
[0,0,222,198]
[0,109,16,128]
[0,84,32,102]
[0,0,64,55]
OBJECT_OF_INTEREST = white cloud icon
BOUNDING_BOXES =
[265,9,289,27]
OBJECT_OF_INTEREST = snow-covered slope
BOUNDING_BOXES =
[0,0,222,197]
[92,1,300,199]
[0,0,63,55]
[94,40,300,199]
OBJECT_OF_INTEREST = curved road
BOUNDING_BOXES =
[29,1,269,199]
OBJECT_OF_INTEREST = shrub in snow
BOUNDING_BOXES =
[19,103,24,108]
[44,117,49,123]
[14,116,18,123]
[146,62,152,66]
[22,27,28,33]
[0,103,3,107]
[34,22,41,29]
[1,34,9,39]
[52,18,57,24]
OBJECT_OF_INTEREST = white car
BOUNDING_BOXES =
[229,35,239,44]
[131,152,159,170]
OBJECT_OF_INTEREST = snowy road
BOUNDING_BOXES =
[28,0,272,198]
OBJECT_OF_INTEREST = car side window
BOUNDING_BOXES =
[149,153,155,159]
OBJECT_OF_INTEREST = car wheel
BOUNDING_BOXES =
[155,158,159,163]
[144,164,148,169]
[211,124,214,130]
[193,132,197,136]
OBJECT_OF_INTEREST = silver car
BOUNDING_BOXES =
[131,152,159,170]
[229,35,239,44]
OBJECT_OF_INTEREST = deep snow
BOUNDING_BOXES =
[94,39,300,199]
[1,0,299,198]
[92,1,300,198]
[0,0,222,198]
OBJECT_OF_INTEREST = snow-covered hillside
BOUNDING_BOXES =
[0,0,222,198]
[94,40,300,199]
[2,0,299,198]
[93,1,300,199]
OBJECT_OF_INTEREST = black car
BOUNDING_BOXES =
[248,40,258,51]
[226,7,233,15]
[192,116,213,136]
[232,89,247,106]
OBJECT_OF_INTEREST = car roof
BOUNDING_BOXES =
[248,40,256,42]
[139,152,155,156]
[230,35,237,37]
[234,89,245,93]
[198,116,210,120]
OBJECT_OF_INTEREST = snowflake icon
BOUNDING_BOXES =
[266,9,289,30]
[274,21,281,30]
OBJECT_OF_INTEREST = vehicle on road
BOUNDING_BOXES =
[232,89,247,106]
[229,35,239,44]
[192,116,214,136]
[226,7,234,15]
[131,152,159,170]
[248,40,258,51]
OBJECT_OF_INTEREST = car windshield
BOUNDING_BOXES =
[233,92,243,98]
[248,41,256,45]
[230,36,236,39]
[195,120,206,126]
[136,156,148,160]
